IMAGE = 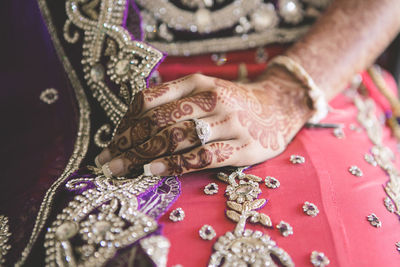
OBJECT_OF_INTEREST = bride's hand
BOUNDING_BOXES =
[95,66,313,177]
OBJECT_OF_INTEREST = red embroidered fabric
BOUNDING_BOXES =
[157,50,400,266]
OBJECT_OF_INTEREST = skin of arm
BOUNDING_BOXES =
[96,0,400,177]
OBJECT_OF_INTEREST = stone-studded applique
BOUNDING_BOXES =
[208,168,294,267]
[0,215,11,266]
[44,174,162,266]
[64,0,163,126]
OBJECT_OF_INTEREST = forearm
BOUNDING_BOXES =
[286,0,400,101]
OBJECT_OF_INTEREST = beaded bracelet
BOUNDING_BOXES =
[268,55,329,124]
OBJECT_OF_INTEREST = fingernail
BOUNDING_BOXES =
[102,159,125,178]
[144,162,166,176]
[96,149,111,166]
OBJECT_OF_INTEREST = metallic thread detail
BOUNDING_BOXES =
[364,153,377,167]
[383,197,395,213]
[310,251,330,267]
[290,154,305,164]
[199,225,216,240]
[264,176,280,189]
[40,88,59,104]
[204,183,219,195]
[303,201,319,217]
[366,213,382,228]
[140,235,170,267]
[211,168,293,266]
[0,215,11,266]
[94,124,112,148]
[169,208,185,222]
[348,165,363,177]
[44,174,161,266]
[276,221,293,237]
[16,1,92,265]
[354,93,400,217]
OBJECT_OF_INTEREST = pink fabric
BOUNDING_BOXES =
[157,53,400,266]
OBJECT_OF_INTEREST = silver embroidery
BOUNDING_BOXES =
[290,154,305,164]
[169,208,185,222]
[210,168,294,267]
[65,0,163,125]
[303,201,319,217]
[44,174,161,266]
[276,221,293,237]
[94,124,112,148]
[366,213,382,228]
[0,215,11,266]
[204,183,219,195]
[348,165,363,177]
[140,235,170,267]
[265,176,280,189]
[199,225,217,240]
[40,88,59,104]
[310,251,330,267]
[383,197,395,213]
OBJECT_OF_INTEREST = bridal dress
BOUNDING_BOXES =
[1,0,399,266]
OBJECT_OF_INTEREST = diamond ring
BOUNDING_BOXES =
[192,118,211,145]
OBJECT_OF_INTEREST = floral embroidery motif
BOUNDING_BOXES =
[199,225,217,240]
[225,179,262,204]
[204,183,219,195]
[169,208,185,222]
[0,215,11,266]
[348,165,363,177]
[290,154,305,164]
[264,176,280,189]
[310,251,330,267]
[140,235,170,267]
[210,168,293,266]
[40,88,59,104]
[366,213,382,228]
[276,221,293,237]
[44,174,161,266]
[64,0,163,124]
[303,201,319,217]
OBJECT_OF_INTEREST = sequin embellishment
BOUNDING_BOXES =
[204,183,219,195]
[366,213,382,228]
[290,155,305,164]
[169,208,185,222]
[199,225,216,240]
[265,176,280,189]
[276,221,293,237]
[40,88,59,104]
[310,251,330,267]
[303,201,319,217]
[348,166,363,177]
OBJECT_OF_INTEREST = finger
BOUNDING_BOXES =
[116,74,214,135]
[97,90,219,165]
[143,140,242,176]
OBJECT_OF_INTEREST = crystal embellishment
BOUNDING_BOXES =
[383,197,395,213]
[204,183,219,195]
[348,166,363,177]
[276,221,293,237]
[199,224,216,240]
[303,201,319,217]
[396,242,400,253]
[364,153,377,166]
[333,127,345,139]
[290,155,305,164]
[40,88,59,104]
[310,251,330,267]
[265,176,280,189]
[366,213,381,228]
[169,208,185,222]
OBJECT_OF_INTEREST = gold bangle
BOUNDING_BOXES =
[268,55,328,123]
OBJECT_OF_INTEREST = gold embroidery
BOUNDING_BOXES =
[209,168,294,266]
[44,174,161,266]
[65,0,163,125]
[354,95,400,216]
[0,215,11,266]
